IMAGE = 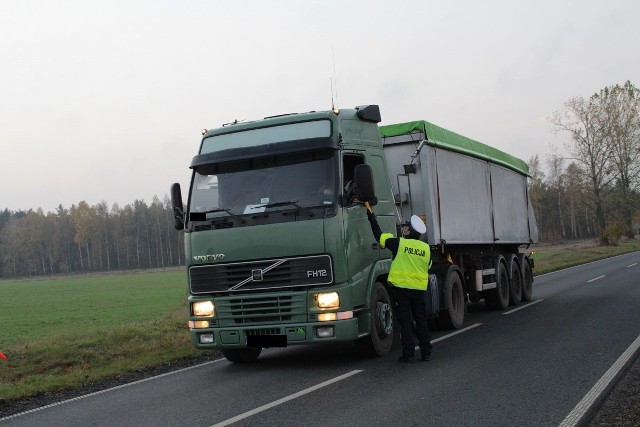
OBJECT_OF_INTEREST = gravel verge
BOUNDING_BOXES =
[589,352,640,426]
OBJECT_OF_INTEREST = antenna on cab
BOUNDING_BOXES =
[330,46,339,111]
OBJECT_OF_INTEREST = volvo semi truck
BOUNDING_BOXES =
[170,104,538,363]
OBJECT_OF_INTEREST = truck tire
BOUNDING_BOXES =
[521,258,534,301]
[509,258,523,305]
[485,260,510,310]
[222,347,262,363]
[436,271,465,330]
[356,281,394,357]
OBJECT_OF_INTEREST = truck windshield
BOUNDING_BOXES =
[189,149,337,225]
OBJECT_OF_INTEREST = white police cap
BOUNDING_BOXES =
[410,215,427,234]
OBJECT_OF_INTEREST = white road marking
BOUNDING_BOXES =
[209,370,363,427]
[428,323,482,345]
[559,333,640,427]
[626,262,637,268]
[503,299,544,315]
[0,358,226,422]
[587,275,605,283]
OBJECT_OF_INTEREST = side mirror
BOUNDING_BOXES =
[354,164,376,205]
[170,183,185,230]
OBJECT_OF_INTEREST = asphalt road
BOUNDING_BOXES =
[2,252,640,427]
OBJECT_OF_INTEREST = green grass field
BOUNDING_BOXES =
[1,239,639,403]
[0,270,215,402]
[529,238,640,275]
[1,271,187,347]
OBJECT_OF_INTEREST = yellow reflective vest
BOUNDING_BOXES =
[380,233,431,290]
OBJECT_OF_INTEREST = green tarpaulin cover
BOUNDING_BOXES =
[379,120,529,176]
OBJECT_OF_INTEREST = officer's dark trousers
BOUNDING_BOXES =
[394,286,432,358]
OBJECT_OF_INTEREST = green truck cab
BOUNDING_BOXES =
[171,106,398,362]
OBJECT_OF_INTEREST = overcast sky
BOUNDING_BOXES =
[1,0,639,212]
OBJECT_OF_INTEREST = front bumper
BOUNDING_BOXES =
[190,317,360,349]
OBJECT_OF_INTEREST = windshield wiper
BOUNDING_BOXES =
[190,208,245,224]
[254,200,314,217]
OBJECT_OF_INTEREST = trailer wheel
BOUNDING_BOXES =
[436,272,465,330]
[356,282,394,357]
[485,261,510,310]
[222,348,262,363]
[521,258,534,301]
[509,259,523,305]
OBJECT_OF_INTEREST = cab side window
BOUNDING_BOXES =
[343,154,365,206]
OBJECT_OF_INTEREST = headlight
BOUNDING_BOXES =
[316,292,339,309]
[192,301,215,317]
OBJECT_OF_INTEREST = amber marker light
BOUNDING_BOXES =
[318,313,337,322]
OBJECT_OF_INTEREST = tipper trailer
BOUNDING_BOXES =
[171,105,538,362]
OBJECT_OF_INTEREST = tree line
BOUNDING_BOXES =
[0,197,184,278]
[532,80,640,243]
[1,81,638,278]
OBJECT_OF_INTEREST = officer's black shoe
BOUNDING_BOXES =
[421,352,431,362]
[398,355,415,363]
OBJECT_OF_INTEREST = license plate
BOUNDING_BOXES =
[246,334,287,348]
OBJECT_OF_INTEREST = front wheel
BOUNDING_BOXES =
[222,347,262,363]
[356,282,395,357]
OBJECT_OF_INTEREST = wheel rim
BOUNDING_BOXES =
[377,301,393,336]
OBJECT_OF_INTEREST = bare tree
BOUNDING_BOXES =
[596,81,640,237]
[563,162,589,238]
[551,95,615,244]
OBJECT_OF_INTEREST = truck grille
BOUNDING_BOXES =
[215,293,307,325]
[189,254,333,294]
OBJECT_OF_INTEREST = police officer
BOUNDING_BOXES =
[366,209,432,363]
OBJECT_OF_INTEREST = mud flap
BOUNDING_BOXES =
[426,274,440,316]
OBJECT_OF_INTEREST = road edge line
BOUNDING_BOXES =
[558,333,640,427]
[0,359,225,422]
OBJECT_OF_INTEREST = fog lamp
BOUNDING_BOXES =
[192,301,214,317]
[316,292,339,309]
[316,326,335,338]
[199,333,214,344]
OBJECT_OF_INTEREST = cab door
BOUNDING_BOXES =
[342,152,381,279]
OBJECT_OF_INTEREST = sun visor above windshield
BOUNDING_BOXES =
[190,137,338,170]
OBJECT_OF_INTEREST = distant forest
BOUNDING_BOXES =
[1,166,637,279]
[0,197,184,278]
